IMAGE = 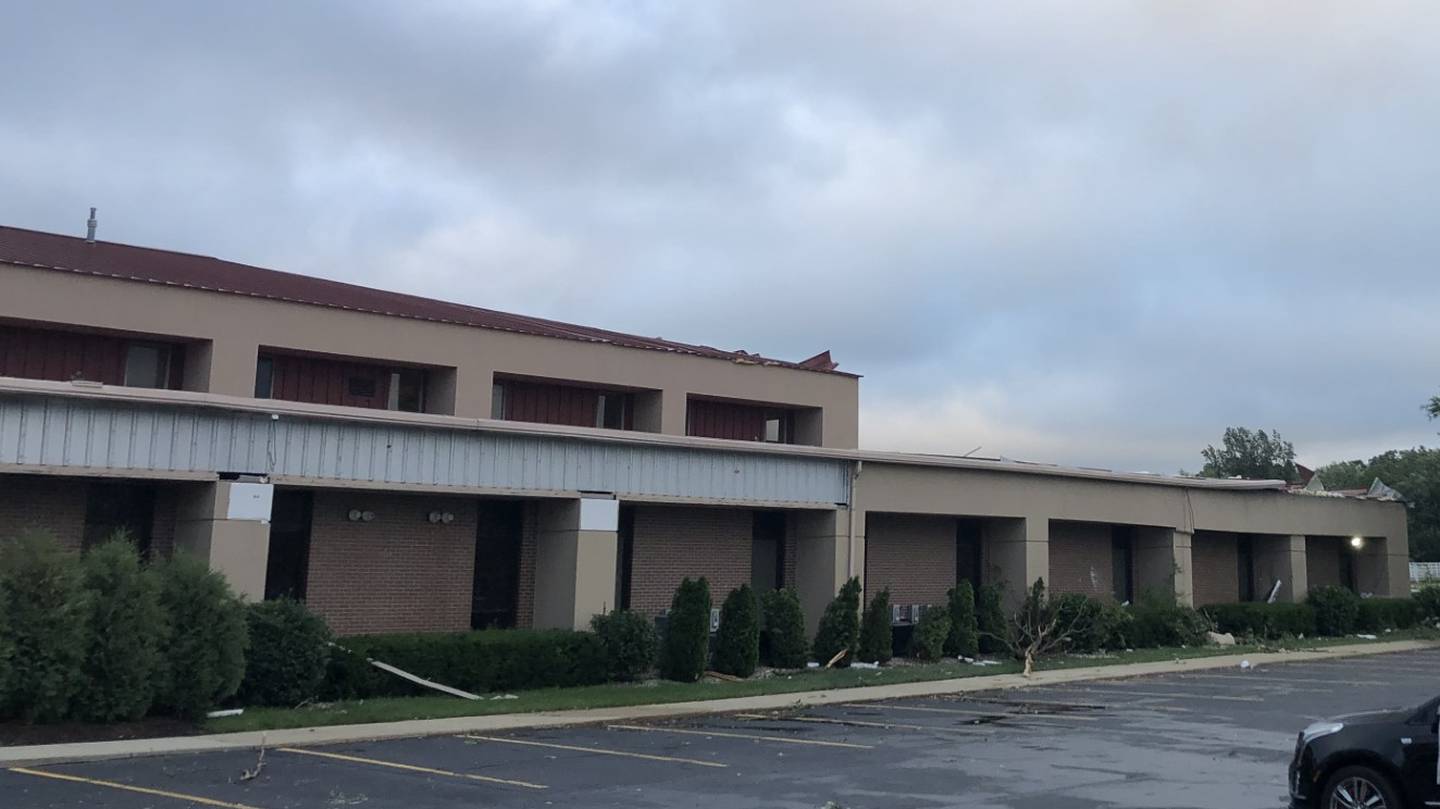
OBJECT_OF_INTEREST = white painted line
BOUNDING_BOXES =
[1172,673,1389,687]
[1023,686,1264,703]
[836,702,1099,721]
[606,724,874,750]
[276,747,547,789]
[736,713,994,735]
[458,734,727,768]
[8,767,266,809]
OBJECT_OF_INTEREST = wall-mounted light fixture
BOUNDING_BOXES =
[348,509,376,522]
[427,510,456,524]
[1349,536,1365,550]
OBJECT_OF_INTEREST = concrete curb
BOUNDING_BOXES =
[3,639,1434,767]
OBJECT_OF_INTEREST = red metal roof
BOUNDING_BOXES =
[0,225,851,376]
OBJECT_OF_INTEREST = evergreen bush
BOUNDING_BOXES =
[1053,593,1106,653]
[943,581,979,658]
[660,577,711,682]
[760,587,808,669]
[975,583,1007,654]
[0,532,88,722]
[238,599,332,707]
[1416,586,1440,621]
[908,605,951,661]
[857,588,893,664]
[77,536,168,722]
[155,554,249,718]
[1127,591,1209,648]
[1307,585,1361,636]
[713,585,761,677]
[812,577,861,667]
[590,609,658,682]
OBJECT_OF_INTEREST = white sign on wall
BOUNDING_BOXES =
[579,496,620,532]
[226,482,275,522]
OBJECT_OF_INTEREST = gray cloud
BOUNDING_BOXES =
[4,1,1439,473]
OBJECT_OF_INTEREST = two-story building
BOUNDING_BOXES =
[0,223,1410,636]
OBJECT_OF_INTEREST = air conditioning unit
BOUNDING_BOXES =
[709,607,721,633]
[891,604,902,624]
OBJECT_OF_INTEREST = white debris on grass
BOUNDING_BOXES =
[1239,660,1253,670]
[1355,634,1378,640]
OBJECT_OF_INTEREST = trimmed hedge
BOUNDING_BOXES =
[944,581,979,659]
[1307,586,1361,636]
[857,588,893,665]
[714,585,761,677]
[812,577,861,667]
[761,588,809,669]
[238,599,332,707]
[77,537,168,722]
[0,532,89,722]
[1356,598,1423,632]
[590,609,657,682]
[661,577,711,682]
[1203,602,1317,640]
[1128,593,1209,648]
[325,629,607,699]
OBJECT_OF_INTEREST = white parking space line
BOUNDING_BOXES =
[1172,673,1389,687]
[458,734,728,768]
[276,747,548,790]
[736,713,995,735]
[1023,686,1265,702]
[836,702,1100,720]
[606,724,874,750]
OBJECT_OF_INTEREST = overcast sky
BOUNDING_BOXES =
[4,2,1439,473]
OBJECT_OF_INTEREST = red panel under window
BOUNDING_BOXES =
[0,325,129,385]
[500,381,600,427]
[686,399,768,442]
[265,354,392,410]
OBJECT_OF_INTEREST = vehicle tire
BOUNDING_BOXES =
[1321,765,1402,809]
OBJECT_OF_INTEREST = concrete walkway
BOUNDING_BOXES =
[3,639,1432,767]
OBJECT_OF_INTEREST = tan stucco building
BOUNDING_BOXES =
[0,224,1409,635]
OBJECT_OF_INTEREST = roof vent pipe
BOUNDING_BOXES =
[85,207,97,243]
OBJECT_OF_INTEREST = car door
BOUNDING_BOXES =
[1401,700,1440,806]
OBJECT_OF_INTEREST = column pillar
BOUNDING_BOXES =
[1134,527,1194,607]
[1354,536,1405,597]
[533,497,619,630]
[983,516,1048,611]
[174,480,272,600]
[1252,534,1308,602]
[792,509,855,637]
[187,339,259,397]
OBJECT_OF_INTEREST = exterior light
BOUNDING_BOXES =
[1350,536,1364,549]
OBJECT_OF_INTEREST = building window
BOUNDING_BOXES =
[254,356,275,399]
[491,383,506,419]
[597,393,630,430]
[387,369,425,413]
[1111,528,1134,603]
[122,342,170,389]
[1237,534,1256,602]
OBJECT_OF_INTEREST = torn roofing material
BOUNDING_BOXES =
[0,225,853,377]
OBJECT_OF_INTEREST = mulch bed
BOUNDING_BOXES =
[0,717,200,746]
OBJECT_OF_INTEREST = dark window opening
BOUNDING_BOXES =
[0,324,183,389]
[751,511,787,592]
[472,501,523,629]
[83,483,157,558]
[1111,527,1134,603]
[259,352,433,413]
[1339,544,1358,593]
[956,519,983,588]
[598,393,632,430]
[616,505,636,610]
[686,398,799,444]
[1237,534,1256,602]
[265,490,313,601]
[388,369,425,412]
[254,356,275,399]
[491,378,637,430]
[122,342,172,389]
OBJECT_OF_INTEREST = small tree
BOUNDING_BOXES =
[660,577,711,682]
[238,599,332,707]
[812,577,861,667]
[714,585,761,677]
[908,605,952,661]
[591,609,658,682]
[155,554,249,717]
[0,532,88,722]
[857,589,893,664]
[77,535,168,722]
[944,581,979,658]
[1004,578,1091,677]
[975,583,1007,655]
[761,587,809,669]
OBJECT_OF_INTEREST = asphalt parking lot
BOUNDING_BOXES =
[3,648,1437,809]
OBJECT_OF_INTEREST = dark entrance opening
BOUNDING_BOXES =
[956,519,983,588]
[84,482,157,558]
[751,511,787,592]
[265,490,313,601]
[616,505,636,610]
[1111,526,1135,603]
[1237,534,1256,602]
[472,501,523,629]
[1339,542,1358,593]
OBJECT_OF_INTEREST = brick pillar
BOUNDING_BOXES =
[792,509,854,637]
[1252,534,1308,602]
[1134,527,1194,607]
[173,481,272,600]
[532,497,618,630]
[985,516,1048,611]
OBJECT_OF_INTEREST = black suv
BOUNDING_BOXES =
[1290,696,1439,808]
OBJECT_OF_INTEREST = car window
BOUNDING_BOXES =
[1410,696,1440,725]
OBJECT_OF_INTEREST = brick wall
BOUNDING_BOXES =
[1192,531,1240,606]
[865,513,955,605]
[305,491,478,635]
[1048,521,1112,598]
[150,485,179,559]
[0,474,87,550]
[1306,536,1343,590]
[628,505,752,616]
[782,515,798,589]
[515,501,538,628]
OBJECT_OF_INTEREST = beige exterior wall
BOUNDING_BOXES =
[532,499,619,630]
[1134,527,1193,607]
[1,263,859,448]
[173,481,272,602]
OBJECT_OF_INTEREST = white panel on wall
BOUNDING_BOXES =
[579,496,620,532]
[226,482,275,522]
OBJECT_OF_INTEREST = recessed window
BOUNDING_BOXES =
[491,383,506,419]
[598,393,629,429]
[123,343,170,389]
[347,376,377,398]
[254,356,275,399]
[387,369,426,413]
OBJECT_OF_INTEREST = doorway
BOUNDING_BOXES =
[264,490,313,600]
[472,501,523,629]
[751,511,786,592]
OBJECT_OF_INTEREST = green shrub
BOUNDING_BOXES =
[1203,602,1316,640]
[238,599,332,707]
[1356,598,1423,632]
[0,532,88,722]
[1416,586,1440,621]
[976,583,1007,654]
[1095,599,1134,649]
[714,585,761,678]
[0,585,9,706]
[660,577,711,682]
[1053,593,1107,653]
[857,589,893,665]
[812,577,861,667]
[944,581,979,658]
[154,554,249,718]
[1307,585,1361,636]
[324,629,607,699]
[908,605,952,661]
[77,536,168,722]
[590,609,658,682]
[761,588,808,669]
[1127,592,1209,648]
